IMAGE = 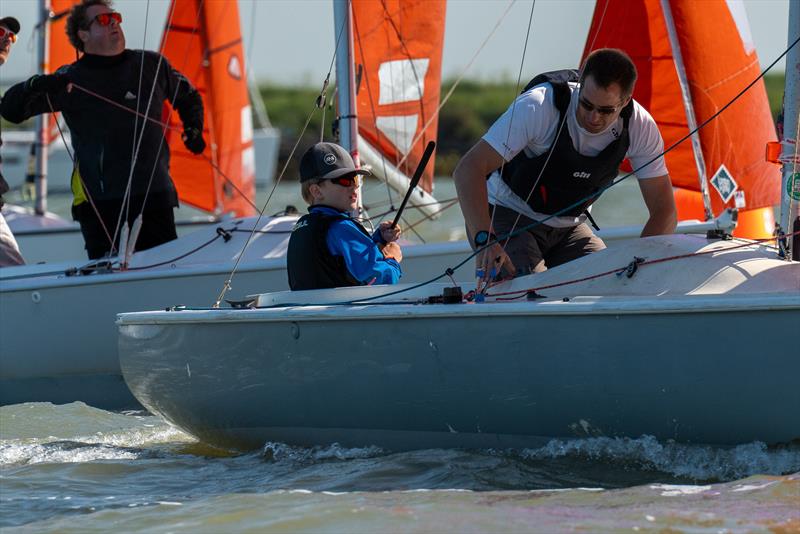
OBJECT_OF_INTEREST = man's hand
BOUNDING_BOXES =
[182,127,206,155]
[476,242,516,282]
[380,241,403,262]
[377,221,401,243]
[28,73,68,94]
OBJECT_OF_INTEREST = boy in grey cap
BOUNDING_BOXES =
[287,142,402,290]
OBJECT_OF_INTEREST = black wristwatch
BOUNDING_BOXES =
[472,230,496,248]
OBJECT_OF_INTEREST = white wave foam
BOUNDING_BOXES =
[261,441,385,463]
[0,423,191,466]
[520,435,800,480]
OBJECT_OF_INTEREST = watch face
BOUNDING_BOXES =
[474,231,489,246]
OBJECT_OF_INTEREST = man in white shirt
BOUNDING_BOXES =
[454,48,676,279]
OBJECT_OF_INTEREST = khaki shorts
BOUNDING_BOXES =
[490,204,605,275]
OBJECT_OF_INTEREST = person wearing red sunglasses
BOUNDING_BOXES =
[0,0,207,260]
[287,142,403,291]
[0,15,26,267]
[454,48,676,281]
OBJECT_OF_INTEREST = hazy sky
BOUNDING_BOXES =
[0,0,791,86]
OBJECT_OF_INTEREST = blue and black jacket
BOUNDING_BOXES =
[287,205,402,290]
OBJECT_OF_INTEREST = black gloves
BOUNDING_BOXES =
[27,73,69,94]
[182,127,206,155]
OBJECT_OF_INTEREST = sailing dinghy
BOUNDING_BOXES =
[117,0,800,451]
[3,0,281,264]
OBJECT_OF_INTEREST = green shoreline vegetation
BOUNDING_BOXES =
[261,73,786,179]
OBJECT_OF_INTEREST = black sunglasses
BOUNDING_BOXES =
[578,94,622,116]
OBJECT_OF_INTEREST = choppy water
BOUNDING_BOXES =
[2,402,798,532]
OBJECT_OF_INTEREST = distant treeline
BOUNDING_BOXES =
[260,73,785,179]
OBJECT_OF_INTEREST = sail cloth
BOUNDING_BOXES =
[583,0,779,237]
[47,0,81,144]
[350,0,446,195]
[160,0,255,217]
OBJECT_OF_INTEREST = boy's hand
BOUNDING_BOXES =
[380,242,403,262]
[378,221,401,243]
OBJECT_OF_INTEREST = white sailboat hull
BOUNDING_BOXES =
[1,216,472,409]
[117,235,800,450]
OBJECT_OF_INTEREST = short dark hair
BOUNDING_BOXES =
[580,48,637,97]
[66,0,113,52]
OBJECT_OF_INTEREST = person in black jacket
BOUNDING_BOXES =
[0,0,206,259]
[0,15,25,267]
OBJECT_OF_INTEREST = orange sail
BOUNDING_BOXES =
[583,0,779,238]
[160,0,255,217]
[350,0,446,194]
[48,0,79,73]
[47,0,80,144]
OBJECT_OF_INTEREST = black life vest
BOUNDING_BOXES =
[500,69,633,217]
[287,207,371,291]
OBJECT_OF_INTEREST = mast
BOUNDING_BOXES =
[333,0,365,219]
[780,0,800,260]
[332,0,359,162]
[660,0,713,222]
[34,0,52,215]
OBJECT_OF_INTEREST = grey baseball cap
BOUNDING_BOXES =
[0,17,20,34]
[299,142,371,183]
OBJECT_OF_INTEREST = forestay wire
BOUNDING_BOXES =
[210,6,352,308]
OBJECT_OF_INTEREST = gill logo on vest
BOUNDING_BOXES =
[292,219,309,232]
[573,171,592,179]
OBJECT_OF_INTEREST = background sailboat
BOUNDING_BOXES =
[3,0,278,262]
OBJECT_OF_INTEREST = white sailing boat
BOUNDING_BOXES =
[117,0,800,451]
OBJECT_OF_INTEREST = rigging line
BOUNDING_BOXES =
[212,100,320,308]
[126,233,223,271]
[501,0,611,252]
[488,0,537,250]
[386,0,517,174]
[486,232,797,298]
[138,0,202,214]
[351,9,394,208]
[402,199,460,234]
[112,0,185,256]
[198,153,259,212]
[212,17,351,308]
[127,0,152,228]
[364,196,458,214]
[45,94,115,250]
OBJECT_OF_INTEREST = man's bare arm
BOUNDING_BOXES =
[453,140,505,239]
[638,174,677,237]
[453,139,516,277]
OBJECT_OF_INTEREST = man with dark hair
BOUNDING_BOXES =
[454,48,676,279]
[0,0,206,259]
[0,15,25,266]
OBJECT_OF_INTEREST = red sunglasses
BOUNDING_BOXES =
[0,26,17,44]
[326,175,361,187]
[88,12,122,28]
